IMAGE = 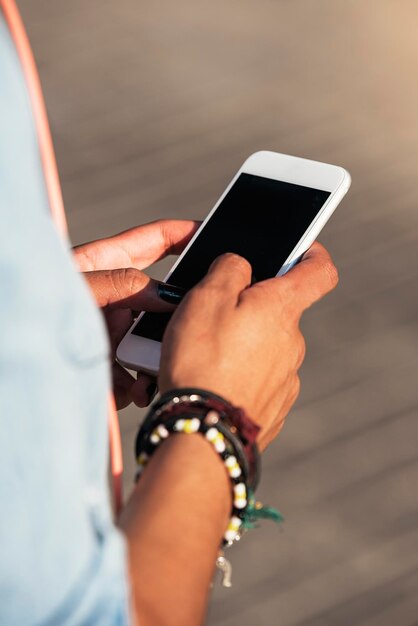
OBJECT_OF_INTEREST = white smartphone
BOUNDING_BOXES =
[117,151,351,375]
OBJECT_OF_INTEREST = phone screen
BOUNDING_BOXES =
[133,173,330,342]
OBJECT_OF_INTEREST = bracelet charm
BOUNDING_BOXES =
[134,388,283,550]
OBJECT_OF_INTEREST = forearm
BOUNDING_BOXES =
[119,433,231,626]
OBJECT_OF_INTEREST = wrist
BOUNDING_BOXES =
[120,432,231,626]
[135,388,261,546]
[131,388,283,593]
[144,433,232,525]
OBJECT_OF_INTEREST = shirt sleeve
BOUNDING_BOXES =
[0,16,131,625]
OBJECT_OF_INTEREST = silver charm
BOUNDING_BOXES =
[216,552,233,588]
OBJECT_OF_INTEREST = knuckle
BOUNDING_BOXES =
[295,333,306,368]
[122,267,140,291]
[247,281,269,300]
[239,282,273,312]
[159,220,176,254]
[108,269,120,294]
[292,375,301,401]
[256,281,286,308]
[324,261,339,290]
[114,267,142,299]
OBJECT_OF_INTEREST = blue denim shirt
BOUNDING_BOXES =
[0,16,130,625]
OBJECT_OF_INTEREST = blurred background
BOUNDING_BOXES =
[20,0,418,624]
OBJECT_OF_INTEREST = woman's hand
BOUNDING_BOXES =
[74,219,199,409]
[160,243,338,450]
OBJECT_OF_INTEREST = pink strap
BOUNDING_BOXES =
[1,0,123,514]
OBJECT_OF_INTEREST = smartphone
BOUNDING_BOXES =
[117,151,351,374]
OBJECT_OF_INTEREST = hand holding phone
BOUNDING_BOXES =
[117,151,350,375]
[159,242,338,450]
[74,219,200,408]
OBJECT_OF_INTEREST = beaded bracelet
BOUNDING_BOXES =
[135,389,283,548]
[138,388,261,485]
[136,401,252,543]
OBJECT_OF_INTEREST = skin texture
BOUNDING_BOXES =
[119,434,232,626]
[160,243,338,450]
[75,220,338,625]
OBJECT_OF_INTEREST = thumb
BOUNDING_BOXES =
[250,242,338,315]
[279,242,339,310]
[83,268,177,311]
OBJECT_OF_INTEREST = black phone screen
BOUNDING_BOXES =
[133,173,330,342]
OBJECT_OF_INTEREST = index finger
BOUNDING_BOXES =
[74,219,200,271]
[255,242,339,313]
[189,253,252,308]
[122,219,201,268]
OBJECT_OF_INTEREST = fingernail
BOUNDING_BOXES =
[157,282,186,304]
[146,382,158,403]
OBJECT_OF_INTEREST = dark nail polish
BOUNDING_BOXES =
[146,382,158,403]
[157,283,186,304]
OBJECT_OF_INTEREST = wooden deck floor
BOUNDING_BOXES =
[19,0,418,623]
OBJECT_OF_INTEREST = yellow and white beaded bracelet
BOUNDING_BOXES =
[135,389,282,554]
[135,412,249,546]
